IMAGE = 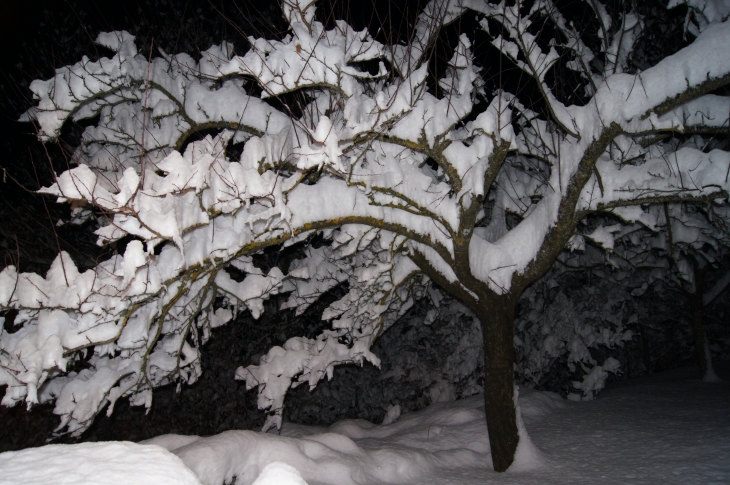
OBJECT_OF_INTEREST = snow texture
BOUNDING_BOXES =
[0,442,202,485]
[3,367,727,485]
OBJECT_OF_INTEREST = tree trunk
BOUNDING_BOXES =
[638,324,652,374]
[690,294,713,380]
[690,266,715,381]
[477,296,519,472]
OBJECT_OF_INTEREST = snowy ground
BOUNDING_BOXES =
[1,365,728,485]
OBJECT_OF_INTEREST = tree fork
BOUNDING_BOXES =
[411,249,521,471]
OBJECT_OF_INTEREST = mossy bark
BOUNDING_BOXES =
[476,296,519,473]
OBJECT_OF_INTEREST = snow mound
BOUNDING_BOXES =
[4,370,729,485]
[144,390,564,485]
[0,441,202,485]
[509,387,558,472]
[252,462,309,485]
[517,388,566,419]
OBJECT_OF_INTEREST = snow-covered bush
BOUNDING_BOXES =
[284,294,485,425]
[2,0,730,471]
[514,263,635,401]
[606,201,730,380]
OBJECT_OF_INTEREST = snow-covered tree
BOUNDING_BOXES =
[514,254,637,401]
[602,200,730,380]
[659,202,730,380]
[2,0,730,471]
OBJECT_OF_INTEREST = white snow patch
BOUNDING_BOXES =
[143,390,564,485]
[252,462,309,485]
[0,441,201,485]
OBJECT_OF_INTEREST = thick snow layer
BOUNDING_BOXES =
[144,366,727,485]
[0,441,202,485]
[252,462,309,485]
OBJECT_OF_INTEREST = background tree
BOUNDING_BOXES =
[601,200,730,380]
[661,202,730,380]
[1,0,730,472]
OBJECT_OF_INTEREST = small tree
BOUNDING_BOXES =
[1,0,730,471]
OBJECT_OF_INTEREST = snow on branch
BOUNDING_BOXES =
[2,0,730,436]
